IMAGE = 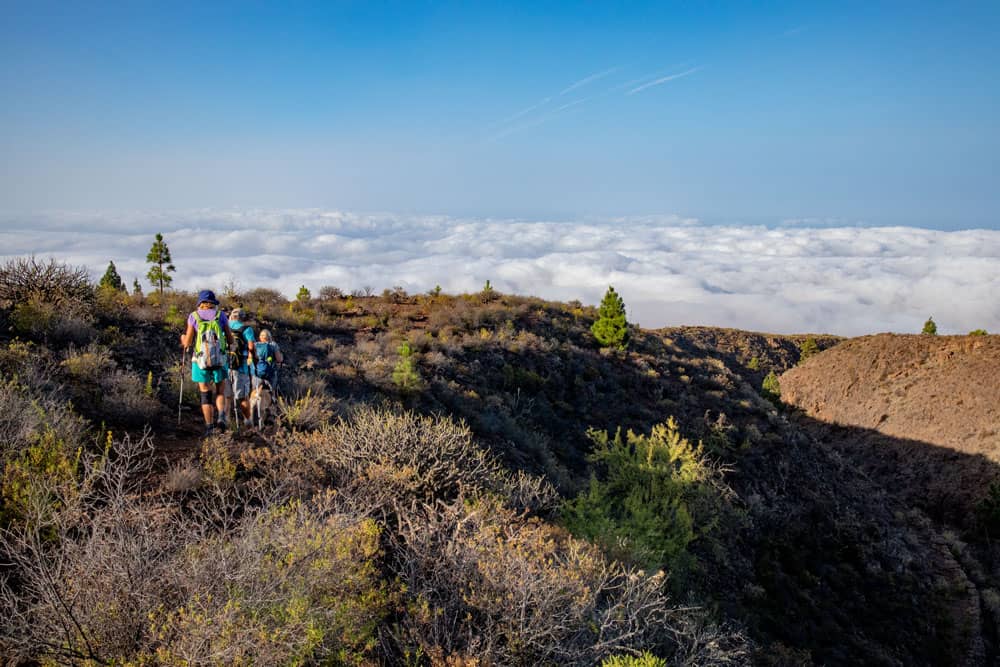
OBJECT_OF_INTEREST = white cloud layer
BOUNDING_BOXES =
[1,209,998,336]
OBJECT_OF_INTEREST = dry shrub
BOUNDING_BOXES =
[60,345,160,425]
[163,457,203,494]
[278,388,334,431]
[0,256,94,309]
[10,296,96,345]
[1,436,394,666]
[391,498,749,665]
[0,375,87,464]
[147,493,394,666]
[499,468,562,516]
[0,434,172,663]
[314,406,501,502]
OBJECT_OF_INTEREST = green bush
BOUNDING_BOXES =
[601,652,668,667]
[392,341,422,392]
[146,497,392,666]
[562,417,723,578]
[591,286,629,350]
[969,328,988,336]
[762,371,781,404]
[798,337,819,363]
[922,316,937,335]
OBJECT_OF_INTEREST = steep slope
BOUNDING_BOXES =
[779,333,1000,661]
[780,334,1000,453]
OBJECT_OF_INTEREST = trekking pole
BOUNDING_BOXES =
[177,348,186,426]
[233,375,241,434]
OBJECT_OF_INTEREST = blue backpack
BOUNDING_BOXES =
[253,341,277,382]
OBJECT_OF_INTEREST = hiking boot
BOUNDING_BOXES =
[203,423,215,438]
[215,419,227,433]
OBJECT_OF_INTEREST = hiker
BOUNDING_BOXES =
[252,328,284,392]
[226,308,256,429]
[180,290,235,436]
[250,329,284,428]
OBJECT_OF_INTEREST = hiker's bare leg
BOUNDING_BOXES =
[240,398,251,420]
[215,382,227,422]
[198,382,215,425]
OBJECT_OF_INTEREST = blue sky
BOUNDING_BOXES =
[1,1,998,229]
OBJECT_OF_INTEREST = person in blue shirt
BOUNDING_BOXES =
[226,308,257,429]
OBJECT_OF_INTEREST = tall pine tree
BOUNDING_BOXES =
[591,286,629,350]
[98,261,126,291]
[146,233,175,297]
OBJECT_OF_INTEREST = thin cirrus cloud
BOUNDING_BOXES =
[2,209,998,337]
[559,67,620,95]
[489,63,702,140]
[489,65,618,139]
[626,66,704,95]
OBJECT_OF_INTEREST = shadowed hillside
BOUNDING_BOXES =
[780,333,1000,662]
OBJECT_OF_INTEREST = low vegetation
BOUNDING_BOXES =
[0,255,988,665]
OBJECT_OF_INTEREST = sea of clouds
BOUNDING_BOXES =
[1,209,998,337]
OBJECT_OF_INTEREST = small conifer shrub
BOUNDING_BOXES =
[922,316,937,335]
[392,342,422,392]
[98,261,126,292]
[591,286,629,350]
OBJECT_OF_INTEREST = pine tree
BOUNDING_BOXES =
[922,316,937,335]
[392,342,422,392]
[98,261,126,291]
[132,278,143,296]
[591,286,629,350]
[145,233,175,297]
[296,285,311,302]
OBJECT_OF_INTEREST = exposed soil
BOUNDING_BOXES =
[780,334,1000,455]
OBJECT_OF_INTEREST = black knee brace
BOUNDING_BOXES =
[200,390,213,406]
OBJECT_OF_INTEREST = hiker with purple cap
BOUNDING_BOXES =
[180,290,235,436]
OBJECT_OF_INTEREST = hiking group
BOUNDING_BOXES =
[180,289,284,436]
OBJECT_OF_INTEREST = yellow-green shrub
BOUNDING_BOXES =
[199,437,236,486]
[1,428,81,528]
[601,653,667,667]
[146,496,393,665]
[562,417,724,579]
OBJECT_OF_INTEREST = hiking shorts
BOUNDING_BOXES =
[229,369,251,400]
[191,362,227,385]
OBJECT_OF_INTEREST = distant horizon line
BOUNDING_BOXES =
[0,207,995,233]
